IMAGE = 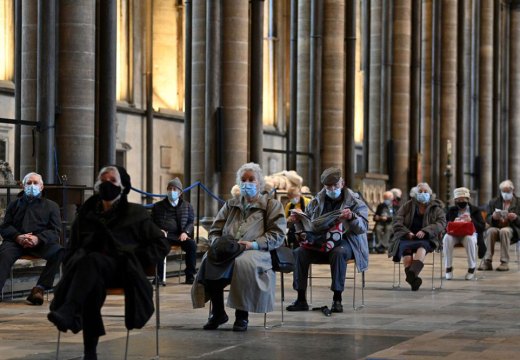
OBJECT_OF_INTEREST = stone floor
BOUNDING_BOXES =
[1,245,520,360]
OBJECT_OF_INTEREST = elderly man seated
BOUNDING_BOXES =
[479,180,520,272]
[286,167,369,313]
[443,187,486,280]
[0,172,63,305]
[373,191,396,254]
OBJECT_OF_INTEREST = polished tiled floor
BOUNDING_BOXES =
[1,245,520,359]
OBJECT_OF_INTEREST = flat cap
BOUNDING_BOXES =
[320,167,342,186]
[167,177,183,191]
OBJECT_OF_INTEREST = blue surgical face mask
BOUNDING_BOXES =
[168,190,180,202]
[240,182,258,197]
[384,199,392,206]
[502,192,513,201]
[416,192,430,204]
[290,197,300,205]
[24,184,41,198]
[326,188,341,199]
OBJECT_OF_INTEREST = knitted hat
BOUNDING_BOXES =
[453,187,470,200]
[167,177,183,191]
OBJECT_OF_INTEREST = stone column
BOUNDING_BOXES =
[368,0,381,173]
[420,0,432,183]
[191,0,206,214]
[478,0,493,203]
[321,0,344,170]
[220,0,249,196]
[439,0,457,203]
[20,1,37,177]
[390,0,411,192]
[56,0,96,186]
[509,4,520,186]
[296,0,310,185]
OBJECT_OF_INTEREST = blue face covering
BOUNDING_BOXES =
[168,190,180,202]
[416,192,430,204]
[24,184,41,198]
[326,188,341,199]
[384,199,392,206]
[240,182,258,198]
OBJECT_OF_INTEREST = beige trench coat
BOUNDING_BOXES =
[192,193,286,313]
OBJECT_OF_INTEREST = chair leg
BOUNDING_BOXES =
[392,261,401,288]
[11,266,14,300]
[309,265,313,304]
[155,269,160,359]
[124,329,130,360]
[55,331,61,360]
[280,272,285,324]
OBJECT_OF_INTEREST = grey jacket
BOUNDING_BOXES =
[389,198,447,258]
[305,188,370,272]
[192,193,286,313]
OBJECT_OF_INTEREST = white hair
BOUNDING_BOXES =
[236,162,265,191]
[409,186,418,198]
[94,166,122,192]
[22,172,43,186]
[416,182,433,195]
[499,179,514,191]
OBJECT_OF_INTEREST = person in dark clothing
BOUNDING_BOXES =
[151,177,196,285]
[373,191,397,253]
[47,165,169,360]
[0,172,63,305]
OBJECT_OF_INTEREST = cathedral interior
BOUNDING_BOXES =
[2,1,520,359]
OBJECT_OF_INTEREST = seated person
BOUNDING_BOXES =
[443,187,485,280]
[286,167,369,313]
[47,166,169,360]
[191,162,286,332]
[373,191,396,254]
[284,186,311,248]
[0,172,63,305]
[151,177,196,285]
[389,182,446,291]
[479,179,520,272]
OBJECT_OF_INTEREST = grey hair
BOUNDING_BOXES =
[499,179,514,191]
[416,182,433,195]
[22,172,43,186]
[94,166,122,192]
[409,187,418,198]
[235,162,265,191]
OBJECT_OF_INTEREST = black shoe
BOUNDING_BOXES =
[286,300,309,311]
[331,300,343,313]
[411,277,422,291]
[203,313,229,330]
[232,319,249,332]
[47,310,82,334]
[185,276,194,285]
[27,287,44,305]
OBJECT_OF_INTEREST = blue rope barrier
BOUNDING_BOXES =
[130,181,226,205]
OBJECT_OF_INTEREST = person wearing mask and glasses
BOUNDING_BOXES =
[389,183,446,291]
[479,180,520,272]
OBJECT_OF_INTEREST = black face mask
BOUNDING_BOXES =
[98,181,122,201]
[456,202,468,209]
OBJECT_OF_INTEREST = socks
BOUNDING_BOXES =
[333,291,342,302]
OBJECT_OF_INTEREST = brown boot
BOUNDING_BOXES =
[26,287,44,305]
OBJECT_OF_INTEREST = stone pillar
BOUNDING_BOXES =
[321,0,345,170]
[296,0,310,185]
[191,0,206,214]
[478,0,493,203]
[220,0,249,196]
[420,0,432,183]
[368,0,381,173]
[509,4,520,186]
[439,0,457,203]
[56,0,96,186]
[390,0,411,192]
[20,1,37,177]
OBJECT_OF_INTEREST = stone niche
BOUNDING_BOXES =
[353,172,389,219]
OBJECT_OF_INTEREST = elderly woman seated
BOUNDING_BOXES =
[389,182,446,291]
[191,162,286,332]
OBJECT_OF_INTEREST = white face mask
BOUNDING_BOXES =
[290,197,300,205]
[502,192,513,201]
